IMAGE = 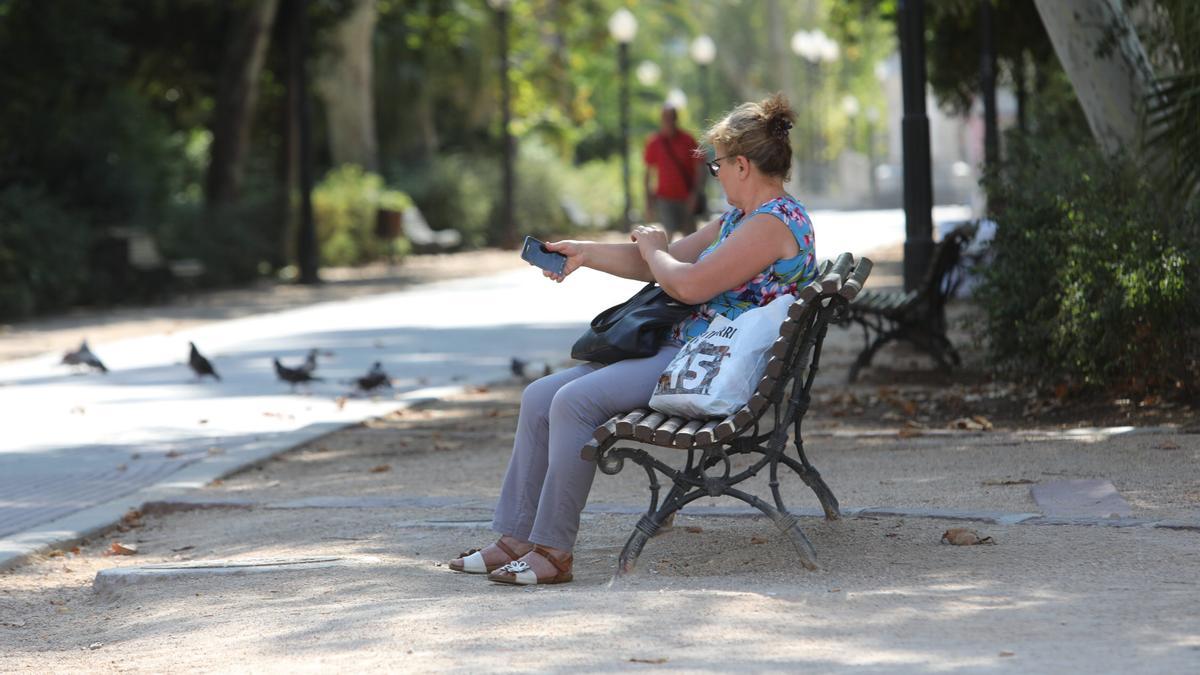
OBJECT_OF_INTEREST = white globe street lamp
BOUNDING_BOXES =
[636,60,661,87]
[610,8,638,227]
[690,34,715,65]
[690,33,716,123]
[608,8,637,44]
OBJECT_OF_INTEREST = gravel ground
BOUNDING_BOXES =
[2,381,1198,673]
[2,243,1197,672]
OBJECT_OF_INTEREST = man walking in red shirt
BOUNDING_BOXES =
[643,104,705,236]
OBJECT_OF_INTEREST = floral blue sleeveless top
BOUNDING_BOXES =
[669,195,818,345]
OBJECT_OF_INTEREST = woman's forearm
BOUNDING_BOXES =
[644,249,697,303]
[581,242,654,281]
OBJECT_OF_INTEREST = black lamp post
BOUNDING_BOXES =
[610,8,637,229]
[898,0,934,293]
[690,35,715,125]
[489,0,516,248]
[979,0,999,167]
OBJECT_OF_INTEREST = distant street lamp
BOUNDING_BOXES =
[609,8,637,228]
[690,34,715,123]
[488,0,516,248]
[866,107,881,204]
[791,29,839,192]
[635,60,661,87]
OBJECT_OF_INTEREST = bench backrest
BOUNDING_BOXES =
[585,254,872,456]
[919,223,976,304]
[701,253,873,444]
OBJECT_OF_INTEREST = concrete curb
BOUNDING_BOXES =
[0,384,469,572]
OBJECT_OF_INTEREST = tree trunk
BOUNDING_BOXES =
[1033,0,1158,155]
[315,0,379,171]
[206,0,281,208]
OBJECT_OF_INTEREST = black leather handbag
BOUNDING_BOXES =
[571,282,696,365]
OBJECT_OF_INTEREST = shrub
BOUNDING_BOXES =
[976,136,1200,394]
[390,155,495,249]
[312,164,413,266]
[0,185,89,318]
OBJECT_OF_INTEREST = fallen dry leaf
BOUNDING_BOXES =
[684,526,704,534]
[949,417,991,431]
[628,658,668,665]
[897,427,924,438]
[999,651,1015,658]
[750,536,768,545]
[121,510,143,528]
[1154,441,1180,450]
[108,542,138,556]
[981,478,1036,486]
[207,446,225,456]
[0,619,26,628]
[48,550,65,558]
[335,396,348,411]
[940,528,994,546]
[369,464,391,474]
[164,450,182,458]
[208,479,224,488]
[89,642,103,650]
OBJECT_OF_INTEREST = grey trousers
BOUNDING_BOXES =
[491,345,680,550]
[656,197,690,236]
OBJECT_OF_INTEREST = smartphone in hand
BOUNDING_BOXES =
[520,236,568,275]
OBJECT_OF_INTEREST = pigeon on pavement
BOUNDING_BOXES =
[188,342,221,381]
[354,362,392,392]
[511,357,552,382]
[510,357,528,380]
[301,348,320,374]
[274,357,322,389]
[61,340,108,373]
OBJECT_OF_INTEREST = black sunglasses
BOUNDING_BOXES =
[707,155,731,177]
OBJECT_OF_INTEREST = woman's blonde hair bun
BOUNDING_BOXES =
[704,92,797,179]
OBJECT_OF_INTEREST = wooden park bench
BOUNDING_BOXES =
[581,253,872,575]
[842,223,976,382]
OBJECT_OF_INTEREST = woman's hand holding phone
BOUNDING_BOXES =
[541,240,584,283]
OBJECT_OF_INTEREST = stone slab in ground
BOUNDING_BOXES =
[1032,479,1134,518]
[93,556,379,595]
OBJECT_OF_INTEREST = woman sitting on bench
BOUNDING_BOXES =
[449,93,820,585]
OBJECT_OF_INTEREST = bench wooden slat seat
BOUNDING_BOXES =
[842,224,975,382]
[581,252,873,576]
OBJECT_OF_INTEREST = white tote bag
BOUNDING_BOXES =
[650,295,796,419]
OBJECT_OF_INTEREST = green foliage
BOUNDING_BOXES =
[313,165,413,266]
[390,155,496,248]
[0,187,89,319]
[976,135,1200,393]
[1135,0,1200,201]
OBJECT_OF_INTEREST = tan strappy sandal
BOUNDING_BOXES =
[448,539,521,574]
[487,545,573,586]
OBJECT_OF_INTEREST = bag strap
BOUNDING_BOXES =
[658,133,696,193]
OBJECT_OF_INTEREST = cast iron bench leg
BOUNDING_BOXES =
[726,487,819,571]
